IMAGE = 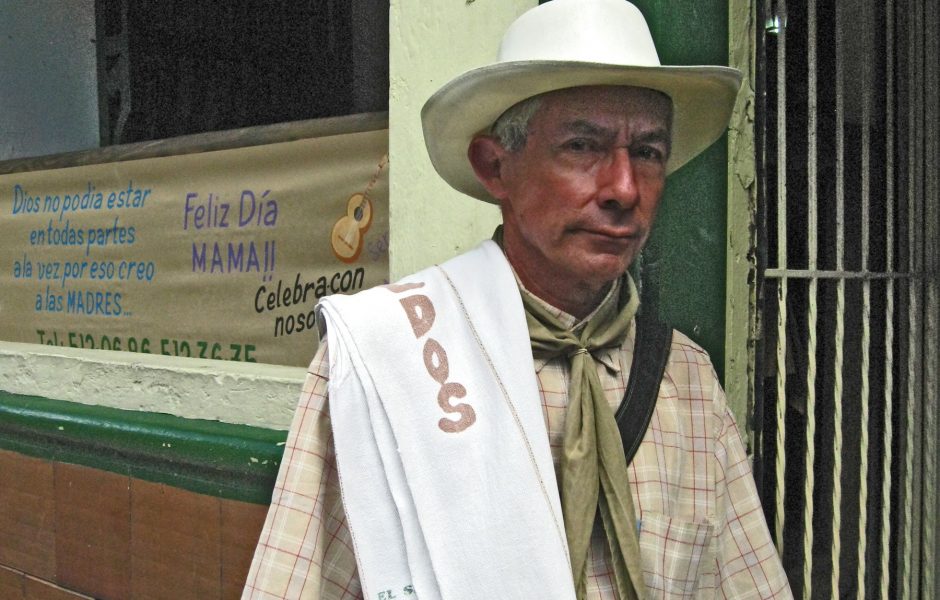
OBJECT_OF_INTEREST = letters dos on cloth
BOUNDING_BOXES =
[317,241,576,600]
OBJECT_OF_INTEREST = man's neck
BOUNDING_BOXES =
[493,225,617,319]
[533,281,610,321]
[510,261,613,320]
[518,275,624,333]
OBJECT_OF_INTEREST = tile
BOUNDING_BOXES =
[54,463,131,600]
[0,565,26,600]
[24,575,94,600]
[130,479,221,600]
[220,500,267,599]
[0,450,57,580]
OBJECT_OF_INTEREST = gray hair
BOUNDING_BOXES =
[489,96,543,152]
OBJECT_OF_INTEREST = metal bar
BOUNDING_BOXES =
[830,5,846,593]
[902,0,926,594]
[802,2,819,597]
[880,288,896,599]
[773,0,789,558]
[906,0,936,598]
[802,278,819,599]
[901,4,915,591]
[857,282,872,598]
[878,4,896,594]
[774,279,787,552]
[919,1,939,596]
[855,2,873,596]
[763,269,922,280]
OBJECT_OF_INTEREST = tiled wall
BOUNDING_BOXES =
[0,566,92,600]
[0,449,268,599]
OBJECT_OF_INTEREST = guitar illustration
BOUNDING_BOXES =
[330,192,373,263]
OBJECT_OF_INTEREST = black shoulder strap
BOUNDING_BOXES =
[615,308,672,465]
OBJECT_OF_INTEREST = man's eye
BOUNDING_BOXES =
[563,138,597,152]
[633,145,665,162]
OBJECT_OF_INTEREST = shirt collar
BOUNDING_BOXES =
[514,272,625,374]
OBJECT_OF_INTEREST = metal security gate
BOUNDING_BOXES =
[754,0,939,598]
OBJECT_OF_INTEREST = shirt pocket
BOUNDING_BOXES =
[638,512,716,599]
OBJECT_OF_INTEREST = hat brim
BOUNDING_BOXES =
[421,61,743,203]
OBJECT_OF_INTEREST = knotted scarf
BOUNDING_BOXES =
[522,275,645,600]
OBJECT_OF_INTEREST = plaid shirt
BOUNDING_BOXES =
[243,286,791,600]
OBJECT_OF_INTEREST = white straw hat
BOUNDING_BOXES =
[421,0,744,203]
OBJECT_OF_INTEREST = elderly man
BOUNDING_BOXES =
[244,1,791,599]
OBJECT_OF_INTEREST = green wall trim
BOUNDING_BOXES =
[0,391,286,504]
[631,0,731,381]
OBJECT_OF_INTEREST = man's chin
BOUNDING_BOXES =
[567,255,633,288]
[574,236,640,266]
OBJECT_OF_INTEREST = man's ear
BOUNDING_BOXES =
[468,135,510,201]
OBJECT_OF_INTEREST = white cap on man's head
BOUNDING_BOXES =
[421,0,743,203]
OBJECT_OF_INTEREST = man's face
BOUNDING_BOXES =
[486,86,672,302]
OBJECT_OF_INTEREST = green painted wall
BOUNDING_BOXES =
[632,0,731,380]
[0,391,285,503]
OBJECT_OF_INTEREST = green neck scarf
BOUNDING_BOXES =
[493,227,644,598]
[522,275,644,600]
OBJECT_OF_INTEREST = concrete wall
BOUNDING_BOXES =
[0,342,303,429]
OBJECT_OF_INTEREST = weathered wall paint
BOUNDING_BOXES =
[725,0,758,435]
[0,342,303,429]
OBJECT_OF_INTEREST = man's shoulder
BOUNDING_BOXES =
[667,328,713,365]
[658,327,725,409]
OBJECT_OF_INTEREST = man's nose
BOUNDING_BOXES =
[597,148,639,208]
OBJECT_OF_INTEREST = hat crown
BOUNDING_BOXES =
[498,0,661,67]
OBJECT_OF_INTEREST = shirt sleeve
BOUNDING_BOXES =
[242,341,363,600]
[714,394,793,599]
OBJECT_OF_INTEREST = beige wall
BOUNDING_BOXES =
[388,0,534,280]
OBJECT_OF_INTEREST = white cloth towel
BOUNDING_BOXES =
[317,240,575,600]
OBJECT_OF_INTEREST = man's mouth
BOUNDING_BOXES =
[578,227,639,241]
